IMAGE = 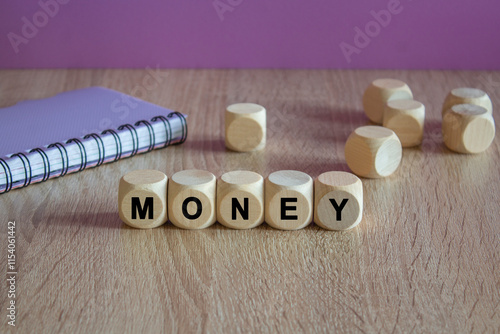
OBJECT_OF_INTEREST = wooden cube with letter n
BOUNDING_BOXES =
[217,170,264,229]
[118,170,168,229]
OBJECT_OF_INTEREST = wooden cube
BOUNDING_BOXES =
[383,99,425,147]
[345,126,402,178]
[314,171,363,231]
[118,170,168,229]
[442,87,492,116]
[362,78,413,124]
[168,169,216,229]
[217,170,264,229]
[225,103,266,152]
[442,104,496,154]
[265,170,313,230]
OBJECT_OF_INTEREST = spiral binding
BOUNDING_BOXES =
[1,113,187,194]
[117,124,139,157]
[168,111,188,144]
[48,142,69,176]
[29,148,51,182]
[84,133,106,166]
[11,153,32,187]
[152,115,172,147]
[101,129,122,162]
[0,158,13,194]
[135,120,156,152]
[66,138,88,171]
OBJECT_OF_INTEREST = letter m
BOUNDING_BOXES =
[131,197,154,219]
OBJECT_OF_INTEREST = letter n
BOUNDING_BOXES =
[232,198,249,220]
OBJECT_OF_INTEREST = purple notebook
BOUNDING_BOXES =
[0,87,187,194]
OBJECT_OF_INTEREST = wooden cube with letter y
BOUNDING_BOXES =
[314,171,363,230]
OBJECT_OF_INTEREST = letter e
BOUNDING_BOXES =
[281,198,298,220]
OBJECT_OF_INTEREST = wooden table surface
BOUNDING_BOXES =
[0,69,499,333]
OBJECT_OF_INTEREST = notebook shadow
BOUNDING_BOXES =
[49,211,124,229]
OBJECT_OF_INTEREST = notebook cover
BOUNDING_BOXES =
[0,87,175,158]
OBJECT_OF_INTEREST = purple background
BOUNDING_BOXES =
[0,0,499,69]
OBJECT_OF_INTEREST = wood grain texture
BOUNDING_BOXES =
[0,69,499,333]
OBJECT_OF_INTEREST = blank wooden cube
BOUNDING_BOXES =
[442,87,492,116]
[225,103,266,152]
[383,99,425,147]
[314,171,363,231]
[362,78,413,124]
[118,170,168,229]
[168,169,216,229]
[265,170,313,230]
[442,104,495,154]
[217,170,264,229]
[345,126,402,178]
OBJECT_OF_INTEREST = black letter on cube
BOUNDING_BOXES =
[182,197,203,220]
[131,197,154,220]
[329,198,349,221]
